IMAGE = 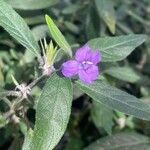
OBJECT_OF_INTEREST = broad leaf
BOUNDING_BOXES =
[30,74,73,150]
[91,101,113,135]
[85,132,150,150]
[88,34,146,62]
[6,0,58,10]
[0,0,40,58]
[95,0,116,34]
[104,66,140,83]
[76,80,150,120]
[45,15,72,57]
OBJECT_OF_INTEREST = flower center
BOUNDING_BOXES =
[79,61,93,70]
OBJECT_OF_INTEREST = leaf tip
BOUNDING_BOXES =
[45,14,53,25]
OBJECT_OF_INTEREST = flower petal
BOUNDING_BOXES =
[75,45,91,62]
[90,50,101,65]
[78,65,99,83]
[62,60,79,77]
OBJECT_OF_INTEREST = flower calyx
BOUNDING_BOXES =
[11,75,31,99]
[40,39,57,76]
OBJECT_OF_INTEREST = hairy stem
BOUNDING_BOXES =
[28,74,46,89]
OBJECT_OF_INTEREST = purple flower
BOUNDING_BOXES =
[61,45,101,83]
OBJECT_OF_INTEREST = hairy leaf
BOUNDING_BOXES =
[22,129,33,150]
[76,80,150,120]
[30,74,73,150]
[0,0,40,58]
[104,66,140,83]
[88,34,146,62]
[85,132,150,150]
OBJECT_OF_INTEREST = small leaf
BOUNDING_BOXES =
[45,15,72,57]
[30,74,73,150]
[104,66,140,83]
[46,41,57,65]
[95,0,116,34]
[88,34,146,62]
[76,80,150,120]
[0,0,41,58]
[22,129,33,150]
[6,0,59,10]
[91,101,113,135]
[85,132,150,150]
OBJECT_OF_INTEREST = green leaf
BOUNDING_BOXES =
[95,0,116,34]
[104,66,140,83]
[91,101,113,135]
[85,5,100,40]
[0,113,8,128]
[23,25,49,63]
[62,4,80,15]
[85,132,150,150]
[66,136,84,150]
[25,15,45,25]
[0,67,4,87]
[22,129,33,150]
[32,25,49,42]
[88,34,146,62]
[30,74,73,150]
[6,0,59,10]
[45,15,72,57]
[64,21,79,34]
[76,80,150,120]
[0,0,40,58]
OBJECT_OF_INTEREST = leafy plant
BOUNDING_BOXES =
[0,0,150,150]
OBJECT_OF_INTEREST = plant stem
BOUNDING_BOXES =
[28,74,46,89]
[0,90,21,98]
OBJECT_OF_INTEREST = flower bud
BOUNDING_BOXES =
[41,39,57,76]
